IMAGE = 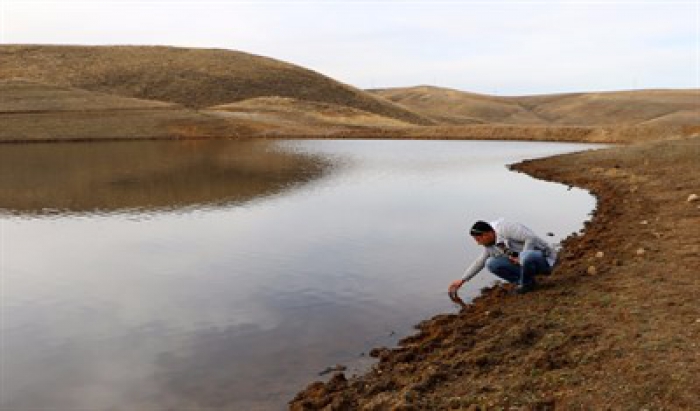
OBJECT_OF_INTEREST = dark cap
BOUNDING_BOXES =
[470,221,493,236]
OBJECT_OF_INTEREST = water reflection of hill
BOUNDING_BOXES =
[0,140,327,215]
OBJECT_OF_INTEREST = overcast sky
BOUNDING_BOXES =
[2,0,698,95]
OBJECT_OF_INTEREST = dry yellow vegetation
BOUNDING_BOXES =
[0,80,252,142]
[209,96,411,134]
[0,45,432,125]
[1,45,697,144]
[371,85,700,127]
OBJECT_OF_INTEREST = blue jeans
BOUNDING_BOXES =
[486,250,551,287]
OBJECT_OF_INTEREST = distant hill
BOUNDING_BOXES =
[369,86,545,125]
[0,45,432,125]
[516,89,700,126]
[370,86,700,126]
[2,45,697,144]
[210,97,411,132]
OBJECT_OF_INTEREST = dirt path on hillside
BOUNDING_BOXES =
[290,136,700,410]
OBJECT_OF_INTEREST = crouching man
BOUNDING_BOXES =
[449,219,557,295]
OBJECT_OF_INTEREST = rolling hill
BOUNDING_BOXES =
[209,96,411,133]
[1,45,697,143]
[370,86,699,126]
[0,45,432,125]
[0,79,250,142]
[369,85,546,125]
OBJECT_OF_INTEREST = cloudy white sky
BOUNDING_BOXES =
[1,0,698,95]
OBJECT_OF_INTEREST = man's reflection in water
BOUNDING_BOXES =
[448,290,468,310]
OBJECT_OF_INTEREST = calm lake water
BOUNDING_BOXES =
[1,139,599,410]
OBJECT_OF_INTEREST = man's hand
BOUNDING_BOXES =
[448,279,465,294]
[448,279,467,308]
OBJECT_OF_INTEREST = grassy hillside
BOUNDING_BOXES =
[518,89,700,126]
[2,45,696,143]
[370,85,546,125]
[0,45,432,125]
[370,86,699,126]
[209,97,411,131]
[0,79,177,112]
[4,79,695,143]
[0,80,251,142]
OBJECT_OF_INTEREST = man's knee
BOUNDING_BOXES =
[520,250,550,274]
[519,250,542,265]
[486,257,506,273]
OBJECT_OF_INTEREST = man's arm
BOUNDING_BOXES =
[449,249,488,293]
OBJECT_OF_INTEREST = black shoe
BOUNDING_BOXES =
[515,283,536,294]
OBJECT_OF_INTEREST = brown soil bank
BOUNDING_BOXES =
[275,123,700,145]
[291,135,700,410]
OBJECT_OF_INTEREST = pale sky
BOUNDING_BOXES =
[1,0,698,95]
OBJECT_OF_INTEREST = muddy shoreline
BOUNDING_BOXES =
[290,136,700,410]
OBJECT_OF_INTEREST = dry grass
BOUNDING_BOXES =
[0,79,176,112]
[209,97,411,130]
[0,80,252,142]
[370,85,546,125]
[0,45,432,125]
[2,79,699,144]
[371,86,700,127]
[2,46,698,144]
